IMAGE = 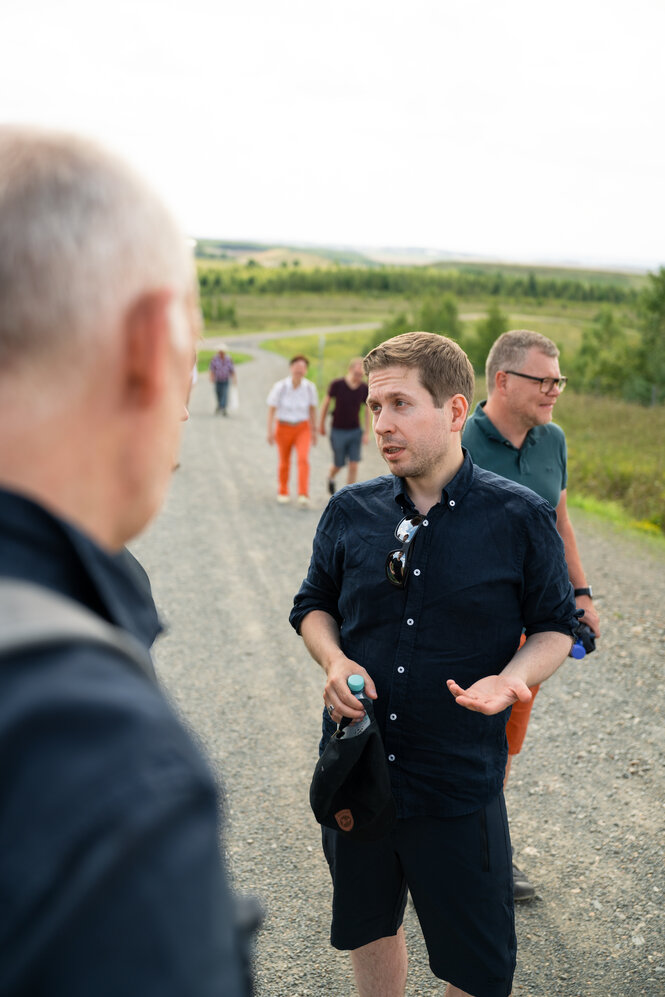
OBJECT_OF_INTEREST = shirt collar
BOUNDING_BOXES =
[0,487,161,648]
[472,400,542,450]
[390,448,476,514]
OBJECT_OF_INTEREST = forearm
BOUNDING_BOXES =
[319,398,331,434]
[557,515,587,588]
[556,500,600,634]
[300,610,374,717]
[267,406,276,440]
[300,610,345,674]
[502,630,573,688]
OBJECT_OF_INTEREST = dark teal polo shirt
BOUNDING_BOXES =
[463,401,567,510]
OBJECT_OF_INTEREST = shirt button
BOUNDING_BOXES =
[449,499,456,508]
[413,568,421,576]
[407,618,414,626]
[388,754,396,762]
[397,666,405,674]
[390,713,397,720]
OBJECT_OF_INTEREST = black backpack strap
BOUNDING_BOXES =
[0,579,155,679]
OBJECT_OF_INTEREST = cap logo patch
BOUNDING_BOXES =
[335,808,354,832]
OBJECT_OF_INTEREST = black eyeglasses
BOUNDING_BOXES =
[504,370,567,393]
[385,514,424,588]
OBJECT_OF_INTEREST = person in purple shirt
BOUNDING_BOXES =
[209,344,237,415]
[319,357,370,494]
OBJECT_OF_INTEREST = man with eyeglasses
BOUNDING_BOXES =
[463,329,601,901]
[290,332,577,997]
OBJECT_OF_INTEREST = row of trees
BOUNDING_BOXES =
[571,268,665,405]
[198,263,636,304]
[361,297,511,380]
[361,269,665,406]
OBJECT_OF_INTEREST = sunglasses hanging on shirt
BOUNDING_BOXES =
[385,514,424,588]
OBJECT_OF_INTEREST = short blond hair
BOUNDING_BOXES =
[363,331,474,408]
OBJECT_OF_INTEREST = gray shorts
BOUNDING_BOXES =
[330,427,363,467]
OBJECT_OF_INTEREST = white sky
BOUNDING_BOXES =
[2,0,664,269]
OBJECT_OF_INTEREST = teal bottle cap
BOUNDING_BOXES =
[348,674,365,693]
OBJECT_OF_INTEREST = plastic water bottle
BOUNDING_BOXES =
[569,621,596,659]
[338,674,371,739]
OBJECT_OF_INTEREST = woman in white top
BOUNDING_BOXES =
[266,355,318,506]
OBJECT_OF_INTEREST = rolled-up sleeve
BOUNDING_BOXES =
[521,502,577,638]
[289,503,343,634]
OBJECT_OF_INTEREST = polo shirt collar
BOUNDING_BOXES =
[472,400,542,451]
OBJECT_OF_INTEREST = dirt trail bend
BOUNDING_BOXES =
[132,340,665,997]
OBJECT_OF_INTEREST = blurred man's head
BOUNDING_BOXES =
[289,355,309,383]
[347,357,365,386]
[0,126,200,548]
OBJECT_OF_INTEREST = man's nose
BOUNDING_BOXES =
[373,408,393,434]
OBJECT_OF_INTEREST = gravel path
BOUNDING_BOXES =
[131,338,665,997]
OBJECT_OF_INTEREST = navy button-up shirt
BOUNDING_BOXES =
[0,488,246,996]
[290,451,577,819]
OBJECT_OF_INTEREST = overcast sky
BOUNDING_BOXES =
[2,0,663,269]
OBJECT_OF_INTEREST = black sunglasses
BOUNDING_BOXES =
[385,514,424,588]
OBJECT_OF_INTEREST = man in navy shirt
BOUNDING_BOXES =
[0,127,249,995]
[291,332,576,997]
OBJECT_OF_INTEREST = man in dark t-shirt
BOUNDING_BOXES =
[319,357,370,494]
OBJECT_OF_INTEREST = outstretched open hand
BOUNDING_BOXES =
[446,675,533,715]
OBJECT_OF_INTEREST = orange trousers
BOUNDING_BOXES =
[506,683,540,754]
[275,421,311,497]
[506,632,539,754]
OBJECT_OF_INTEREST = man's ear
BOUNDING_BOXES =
[494,370,509,395]
[122,288,174,408]
[450,393,469,432]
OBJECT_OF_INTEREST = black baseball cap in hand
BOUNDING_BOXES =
[309,698,397,841]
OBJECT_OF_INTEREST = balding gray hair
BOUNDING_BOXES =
[0,126,192,378]
[485,330,559,395]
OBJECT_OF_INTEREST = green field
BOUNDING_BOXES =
[201,291,407,334]
[201,293,619,349]
[256,329,664,538]
[198,255,662,539]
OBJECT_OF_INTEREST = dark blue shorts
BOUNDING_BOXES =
[321,793,516,997]
[330,427,362,467]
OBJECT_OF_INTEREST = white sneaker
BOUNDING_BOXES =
[297,495,310,508]
[276,494,290,504]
